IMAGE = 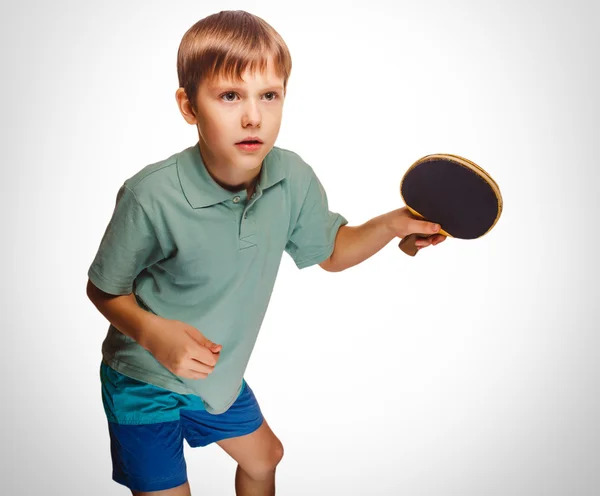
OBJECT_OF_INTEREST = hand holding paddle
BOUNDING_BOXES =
[398,154,503,256]
[385,207,447,251]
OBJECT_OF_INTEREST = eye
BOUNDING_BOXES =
[221,92,238,102]
[263,92,279,101]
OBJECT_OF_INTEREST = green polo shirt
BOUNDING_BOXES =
[88,142,347,414]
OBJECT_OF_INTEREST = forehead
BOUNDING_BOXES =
[204,58,285,90]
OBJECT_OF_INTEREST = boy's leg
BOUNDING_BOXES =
[131,481,191,496]
[180,381,283,496]
[216,418,284,496]
[101,363,191,493]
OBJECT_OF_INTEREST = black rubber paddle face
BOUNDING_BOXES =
[401,159,499,239]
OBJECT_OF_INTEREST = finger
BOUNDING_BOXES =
[429,234,446,246]
[186,328,222,353]
[183,369,209,380]
[188,359,215,375]
[197,334,222,351]
[172,362,210,380]
[415,236,434,247]
[191,345,220,367]
[201,338,222,353]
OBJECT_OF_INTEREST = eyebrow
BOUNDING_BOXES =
[210,85,284,93]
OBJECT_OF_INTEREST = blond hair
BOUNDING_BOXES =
[177,10,292,110]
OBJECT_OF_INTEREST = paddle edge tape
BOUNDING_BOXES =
[400,154,503,239]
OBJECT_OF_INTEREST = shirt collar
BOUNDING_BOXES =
[177,142,286,208]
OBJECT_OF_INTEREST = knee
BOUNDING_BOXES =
[243,440,284,481]
[272,440,284,466]
[263,440,284,474]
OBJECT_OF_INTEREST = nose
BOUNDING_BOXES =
[241,100,261,128]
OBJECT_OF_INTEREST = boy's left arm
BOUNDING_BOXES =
[319,207,446,272]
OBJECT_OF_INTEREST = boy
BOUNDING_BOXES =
[87,10,445,496]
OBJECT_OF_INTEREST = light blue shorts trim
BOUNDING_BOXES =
[100,361,246,424]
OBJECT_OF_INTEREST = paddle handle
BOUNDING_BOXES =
[399,233,433,257]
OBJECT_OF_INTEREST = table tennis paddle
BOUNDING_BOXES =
[398,154,503,256]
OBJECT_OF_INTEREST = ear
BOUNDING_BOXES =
[175,88,198,125]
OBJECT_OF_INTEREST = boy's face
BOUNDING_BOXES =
[178,59,285,181]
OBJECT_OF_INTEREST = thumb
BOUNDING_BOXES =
[202,337,222,352]
[186,327,222,352]
[414,220,440,234]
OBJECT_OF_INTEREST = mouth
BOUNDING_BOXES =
[235,138,263,152]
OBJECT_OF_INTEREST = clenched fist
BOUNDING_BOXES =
[143,318,222,380]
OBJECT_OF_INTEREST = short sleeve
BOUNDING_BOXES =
[285,171,348,269]
[87,184,165,295]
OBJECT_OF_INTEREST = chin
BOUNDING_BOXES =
[231,156,260,170]
[237,150,269,166]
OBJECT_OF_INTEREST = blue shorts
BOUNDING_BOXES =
[100,361,264,493]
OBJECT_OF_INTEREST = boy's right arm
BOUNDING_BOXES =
[86,279,157,347]
[86,279,222,379]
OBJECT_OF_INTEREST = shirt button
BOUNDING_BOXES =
[233,196,240,203]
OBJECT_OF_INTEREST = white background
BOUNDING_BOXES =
[2,0,599,494]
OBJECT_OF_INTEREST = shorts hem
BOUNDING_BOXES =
[113,472,188,493]
[187,416,264,448]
